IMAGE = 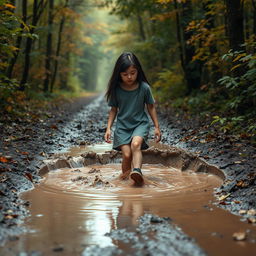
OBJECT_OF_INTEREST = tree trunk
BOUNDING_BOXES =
[43,0,54,93]
[5,0,26,79]
[225,0,244,51]
[180,0,202,93]
[6,0,23,79]
[203,0,222,84]
[137,14,146,41]
[60,51,69,90]
[19,0,39,91]
[6,34,22,79]
[252,0,256,35]
[244,8,250,40]
[50,0,69,92]
[8,0,45,80]
[173,0,185,72]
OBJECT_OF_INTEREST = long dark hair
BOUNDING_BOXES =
[105,52,150,102]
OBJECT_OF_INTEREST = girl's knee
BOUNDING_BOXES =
[131,139,142,151]
[123,151,132,160]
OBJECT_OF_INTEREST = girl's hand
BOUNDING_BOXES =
[104,128,111,143]
[154,127,161,142]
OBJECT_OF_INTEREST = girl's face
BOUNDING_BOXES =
[120,66,138,86]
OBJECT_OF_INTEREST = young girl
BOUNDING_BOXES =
[104,52,161,186]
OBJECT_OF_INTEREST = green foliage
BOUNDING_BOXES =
[103,0,176,83]
[0,1,23,69]
[217,47,256,114]
[210,115,256,139]
[152,68,186,103]
[0,77,19,108]
[210,115,245,133]
[170,89,219,114]
[0,88,26,118]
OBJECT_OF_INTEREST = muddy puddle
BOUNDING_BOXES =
[1,143,256,256]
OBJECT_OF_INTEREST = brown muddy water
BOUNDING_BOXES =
[1,143,256,256]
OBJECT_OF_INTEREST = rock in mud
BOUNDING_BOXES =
[91,175,111,187]
[71,176,88,182]
[233,231,247,241]
[88,168,101,174]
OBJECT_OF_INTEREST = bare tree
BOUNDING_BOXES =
[225,0,244,51]
[50,0,69,92]
[43,0,54,93]
[19,0,47,90]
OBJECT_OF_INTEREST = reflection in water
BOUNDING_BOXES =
[1,163,256,256]
[117,200,144,227]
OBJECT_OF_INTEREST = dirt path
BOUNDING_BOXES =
[0,94,100,245]
[0,94,255,252]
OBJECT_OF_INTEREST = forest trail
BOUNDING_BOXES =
[0,95,256,255]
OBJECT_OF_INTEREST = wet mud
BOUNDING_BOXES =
[1,144,256,255]
[0,95,256,255]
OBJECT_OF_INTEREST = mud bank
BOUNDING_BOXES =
[158,110,256,218]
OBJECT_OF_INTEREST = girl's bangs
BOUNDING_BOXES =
[119,61,137,72]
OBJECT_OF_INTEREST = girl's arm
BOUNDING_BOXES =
[104,106,118,143]
[147,104,161,142]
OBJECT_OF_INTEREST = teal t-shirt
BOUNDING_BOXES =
[108,81,155,150]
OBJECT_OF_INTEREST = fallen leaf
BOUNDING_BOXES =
[5,3,16,9]
[4,214,18,220]
[219,201,229,205]
[0,156,10,163]
[233,232,246,241]
[21,152,29,155]
[50,124,58,130]
[240,133,250,139]
[5,215,13,220]
[24,173,33,183]
[236,180,248,188]
[218,193,230,201]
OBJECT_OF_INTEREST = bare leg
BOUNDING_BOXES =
[130,136,144,186]
[131,136,143,168]
[119,144,132,180]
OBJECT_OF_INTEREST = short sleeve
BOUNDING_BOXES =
[108,94,118,107]
[144,84,155,104]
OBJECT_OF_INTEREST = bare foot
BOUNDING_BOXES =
[130,169,144,186]
[119,171,131,180]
